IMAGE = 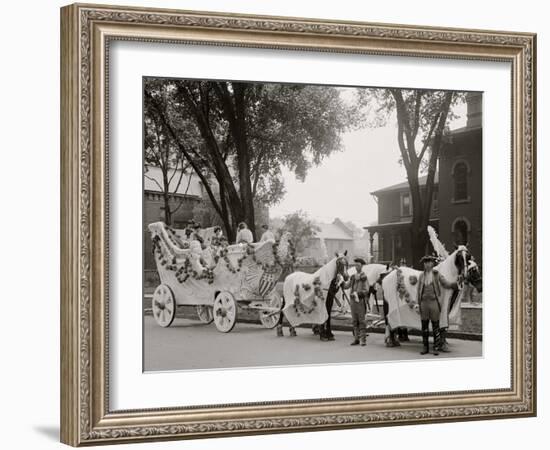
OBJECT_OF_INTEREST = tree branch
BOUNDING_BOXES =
[417,111,441,163]
[143,174,164,192]
[145,90,225,219]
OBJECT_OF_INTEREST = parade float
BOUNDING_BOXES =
[148,222,295,333]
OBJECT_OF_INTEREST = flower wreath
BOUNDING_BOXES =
[396,268,417,310]
[291,277,323,316]
[152,228,297,285]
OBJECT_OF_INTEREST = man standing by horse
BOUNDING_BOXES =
[319,271,346,342]
[417,255,459,355]
[342,257,370,346]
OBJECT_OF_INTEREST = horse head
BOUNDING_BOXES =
[334,250,349,280]
[465,257,482,292]
[453,245,473,289]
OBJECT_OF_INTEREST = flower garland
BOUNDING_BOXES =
[152,234,216,284]
[165,224,188,249]
[152,235,177,269]
[291,277,323,316]
[248,238,297,272]
[396,268,416,308]
[152,227,296,285]
[210,246,248,274]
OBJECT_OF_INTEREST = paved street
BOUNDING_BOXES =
[144,316,482,371]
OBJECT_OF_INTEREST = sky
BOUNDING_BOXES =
[269,93,467,228]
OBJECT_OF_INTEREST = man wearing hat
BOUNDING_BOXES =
[417,254,458,355]
[341,257,370,346]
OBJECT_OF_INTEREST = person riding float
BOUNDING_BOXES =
[210,226,225,247]
[417,254,459,355]
[235,222,254,245]
[259,224,275,242]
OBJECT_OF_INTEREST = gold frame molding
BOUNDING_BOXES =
[60,3,537,446]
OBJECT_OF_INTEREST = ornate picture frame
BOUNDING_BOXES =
[60,3,536,446]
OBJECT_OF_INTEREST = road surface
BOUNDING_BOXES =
[144,316,482,371]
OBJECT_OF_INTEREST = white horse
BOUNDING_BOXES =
[282,251,349,327]
[333,263,391,315]
[382,245,473,331]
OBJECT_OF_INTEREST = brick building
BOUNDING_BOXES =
[365,92,483,269]
[143,166,203,278]
[143,165,271,281]
[438,93,483,269]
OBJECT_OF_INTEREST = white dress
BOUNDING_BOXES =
[235,228,253,244]
[260,230,275,242]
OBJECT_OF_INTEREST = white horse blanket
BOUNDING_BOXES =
[382,266,462,330]
[282,272,329,327]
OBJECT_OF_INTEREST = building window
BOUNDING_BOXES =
[453,161,469,201]
[433,190,439,213]
[401,192,411,217]
[452,217,470,246]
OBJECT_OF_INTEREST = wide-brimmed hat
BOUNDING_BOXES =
[353,257,367,265]
[420,255,438,263]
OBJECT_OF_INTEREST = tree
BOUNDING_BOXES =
[143,87,193,226]
[276,210,320,255]
[144,79,357,241]
[358,88,463,267]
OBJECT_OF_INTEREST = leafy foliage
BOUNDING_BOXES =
[144,78,357,239]
[276,210,321,254]
[356,88,466,267]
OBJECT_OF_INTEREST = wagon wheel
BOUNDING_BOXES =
[151,284,176,328]
[213,292,237,333]
[259,290,283,329]
[195,305,214,324]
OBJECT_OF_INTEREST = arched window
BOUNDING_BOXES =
[453,161,469,201]
[452,217,470,246]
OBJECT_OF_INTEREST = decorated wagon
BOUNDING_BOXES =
[148,222,295,333]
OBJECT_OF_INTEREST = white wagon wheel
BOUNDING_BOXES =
[195,305,214,324]
[213,291,237,333]
[151,284,176,328]
[259,290,283,329]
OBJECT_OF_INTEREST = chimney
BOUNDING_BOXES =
[466,92,482,129]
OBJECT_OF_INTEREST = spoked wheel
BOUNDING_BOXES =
[213,292,237,333]
[195,305,214,324]
[259,290,283,329]
[151,284,176,328]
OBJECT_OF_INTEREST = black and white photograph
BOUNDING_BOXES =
[142,78,483,371]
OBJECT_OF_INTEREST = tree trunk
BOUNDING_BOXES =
[161,169,172,226]
[411,227,429,269]
[232,84,256,239]
[163,194,172,225]
[218,183,236,242]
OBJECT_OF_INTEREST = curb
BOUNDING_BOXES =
[144,309,482,341]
